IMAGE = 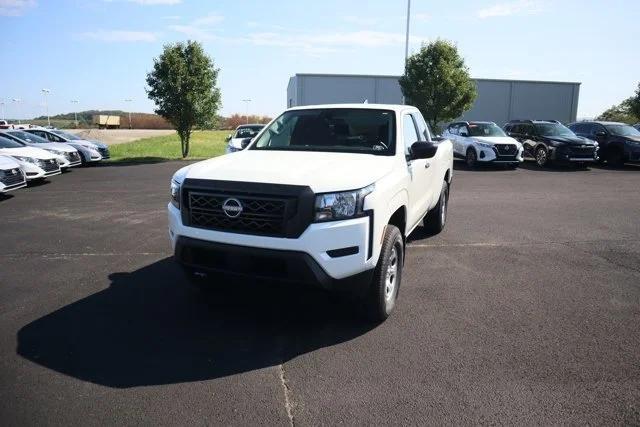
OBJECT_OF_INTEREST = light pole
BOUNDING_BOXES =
[70,99,79,127]
[124,98,133,129]
[0,99,5,122]
[403,0,411,105]
[11,98,22,124]
[41,88,51,127]
[242,99,251,124]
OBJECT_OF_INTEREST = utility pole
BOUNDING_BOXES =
[12,98,22,124]
[124,99,133,129]
[70,99,79,127]
[41,89,51,127]
[403,0,411,105]
[242,99,251,124]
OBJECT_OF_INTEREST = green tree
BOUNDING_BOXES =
[146,40,221,157]
[628,82,640,121]
[399,40,477,132]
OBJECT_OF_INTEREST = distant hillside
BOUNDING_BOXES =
[33,110,127,123]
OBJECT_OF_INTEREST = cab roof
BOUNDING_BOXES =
[286,103,418,113]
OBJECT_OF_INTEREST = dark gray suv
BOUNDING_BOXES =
[569,121,640,166]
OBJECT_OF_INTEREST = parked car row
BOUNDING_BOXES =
[442,118,640,168]
[0,127,110,195]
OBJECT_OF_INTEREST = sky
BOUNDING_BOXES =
[0,0,638,120]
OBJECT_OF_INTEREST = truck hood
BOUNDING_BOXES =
[0,155,21,169]
[0,146,57,160]
[181,150,396,193]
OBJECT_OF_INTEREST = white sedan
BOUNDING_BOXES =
[443,121,524,168]
[225,124,265,153]
[2,130,82,168]
[0,155,27,193]
[24,128,105,164]
[0,134,61,180]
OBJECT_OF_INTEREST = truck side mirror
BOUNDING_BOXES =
[240,137,253,149]
[410,142,438,160]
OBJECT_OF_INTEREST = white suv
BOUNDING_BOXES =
[444,121,523,168]
[168,104,453,321]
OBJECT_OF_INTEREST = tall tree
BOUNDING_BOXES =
[399,40,477,132]
[146,41,221,157]
[628,82,640,121]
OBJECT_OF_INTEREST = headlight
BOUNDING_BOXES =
[476,141,493,148]
[314,184,374,222]
[46,149,64,156]
[170,180,181,209]
[13,156,39,164]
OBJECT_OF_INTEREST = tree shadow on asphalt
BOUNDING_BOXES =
[16,257,375,388]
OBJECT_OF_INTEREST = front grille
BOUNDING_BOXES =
[98,147,110,159]
[0,168,24,186]
[40,159,59,172]
[188,192,290,236]
[567,145,596,158]
[494,144,517,155]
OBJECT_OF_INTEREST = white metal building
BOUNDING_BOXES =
[287,73,581,125]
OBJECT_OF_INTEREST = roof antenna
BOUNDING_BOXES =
[363,99,369,104]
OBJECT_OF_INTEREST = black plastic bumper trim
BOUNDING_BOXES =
[326,246,359,258]
[175,236,374,295]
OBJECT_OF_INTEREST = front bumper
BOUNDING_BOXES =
[168,203,376,281]
[0,169,27,193]
[550,146,598,162]
[475,146,524,163]
[175,235,374,294]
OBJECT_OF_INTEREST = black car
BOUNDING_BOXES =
[504,120,598,167]
[569,121,640,166]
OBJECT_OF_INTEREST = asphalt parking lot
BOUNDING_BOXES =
[1,161,639,425]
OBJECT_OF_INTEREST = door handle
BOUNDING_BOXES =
[424,161,430,169]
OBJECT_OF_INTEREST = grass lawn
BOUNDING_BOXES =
[108,130,229,162]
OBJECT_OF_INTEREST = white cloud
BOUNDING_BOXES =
[80,30,159,42]
[169,13,223,40]
[0,0,36,16]
[240,30,425,56]
[478,0,543,18]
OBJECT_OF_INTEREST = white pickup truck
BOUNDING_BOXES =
[168,104,453,321]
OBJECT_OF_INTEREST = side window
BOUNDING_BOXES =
[522,124,533,136]
[592,124,606,135]
[459,125,469,137]
[403,114,419,156]
[449,124,458,135]
[411,113,429,141]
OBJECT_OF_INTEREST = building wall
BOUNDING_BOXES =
[288,74,580,124]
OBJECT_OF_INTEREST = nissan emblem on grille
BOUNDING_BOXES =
[222,198,243,218]
[12,169,17,174]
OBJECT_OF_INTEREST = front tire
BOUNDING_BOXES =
[535,146,549,167]
[423,180,449,234]
[365,225,403,322]
[465,148,477,168]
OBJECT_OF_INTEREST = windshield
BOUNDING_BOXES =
[234,126,264,139]
[51,130,81,140]
[605,124,640,137]
[251,108,395,155]
[534,123,575,137]
[468,123,506,137]
[8,130,50,144]
[0,134,26,148]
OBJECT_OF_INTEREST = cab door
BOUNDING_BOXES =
[403,113,436,230]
